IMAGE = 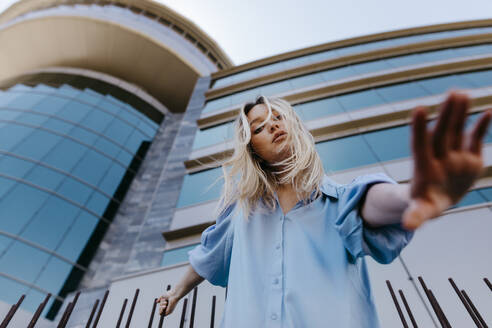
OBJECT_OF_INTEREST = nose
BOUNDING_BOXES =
[269,120,280,133]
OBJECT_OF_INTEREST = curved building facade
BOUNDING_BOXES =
[0,2,491,327]
[0,0,231,325]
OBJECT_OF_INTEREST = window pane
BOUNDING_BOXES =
[0,183,50,235]
[0,176,16,199]
[14,129,61,161]
[104,119,133,145]
[316,135,378,172]
[35,256,73,296]
[0,124,34,152]
[23,289,49,314]
[385,53,423,68]
[0,235,12,255]
[125,130,146,153]
[69,126,99,146]
[260,80,292,95]
[376,82,428,103]
[42,117,74,134]
[192,123,233,149]
[57,101,93,123]
[363,125,411,162]
[0,275,29,306]
[177,167,223,207]
[98,164,125,196]
[24,165,65,191]
[418,49,456,62]
[477,187,492,202]
[462,70,492,88]
[202,97,232,113]
[75,90,102,106]
[43,139,87,172]
[21,196,80,250]
[93,137,121,158]
[116,151,133,167]
[289,73,324,89]
[80,109,114,134]
[0,109,23,121]
[16,112,49,126]
[33,96,71,115]
[0,155,35,179]
[5,93,47,109]
[352,60,392,75]
[57,178,94,205]
[453,44,492,57]
[57,212,100,262]
[294,97,344,121]
[0,241,50,283]
[85,192,110,217]
[56,85,81,97]
[320,66,356,82]
[453,190,486,208]
[161,244,199,267]
[418,74,474,94]
[71,150,112,186]
[337,89,385,112]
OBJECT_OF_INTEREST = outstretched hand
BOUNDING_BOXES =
[402,92,491,230]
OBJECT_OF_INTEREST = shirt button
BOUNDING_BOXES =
[271,313,278,320]
[273,278,279,285]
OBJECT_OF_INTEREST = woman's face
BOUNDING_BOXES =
[247,104,290,165]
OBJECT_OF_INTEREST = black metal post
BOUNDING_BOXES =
[179,298,188,328]
[115,299,128,328]
[148,298,158,328]
[27,293,51,328]
[189,287,198,328]
[399,289,418,328]
[461,289,487,328]
[125,289,140,328]
[92,290,109,328]
[210,296,216,328]
[386,281,408,328]
[0,294,25,328]
[85,299,99,328]
[448,278,482,328]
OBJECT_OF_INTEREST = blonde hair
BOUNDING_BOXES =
[216,96,325,218]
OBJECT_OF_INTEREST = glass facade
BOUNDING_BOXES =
[212,27,492,89]
[181,113,492,208]
[0,75,160,318]
[161,243,200,267]
[193,69,492,150]
[204,43,492,113]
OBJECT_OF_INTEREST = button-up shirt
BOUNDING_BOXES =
[189,173,414,327]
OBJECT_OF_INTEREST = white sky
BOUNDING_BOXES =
[1,0,492,65]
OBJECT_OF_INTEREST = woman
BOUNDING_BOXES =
[157,93,490,327]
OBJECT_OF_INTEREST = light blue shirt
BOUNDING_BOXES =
[189,173,414,327]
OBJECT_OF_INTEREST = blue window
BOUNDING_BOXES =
[57,212,100,262]
[315,135,378,172]
[337,89,385,112]
[177,167,223,208]
[161,244,200,267]
[0,241,50,284]
[294,97,345,121]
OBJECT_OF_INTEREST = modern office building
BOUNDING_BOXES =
[0,1,491,327]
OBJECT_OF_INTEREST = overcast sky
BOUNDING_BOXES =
[1,0,492,65]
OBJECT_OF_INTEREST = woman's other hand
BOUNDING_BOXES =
[403,92,491,230]
[156,288,180,316]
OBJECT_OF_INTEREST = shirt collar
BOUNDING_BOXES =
[319,175,339,199]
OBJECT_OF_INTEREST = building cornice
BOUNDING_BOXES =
[0,0,233,70]
[206,33,492,100]
[211,18,492,79]
[197,56,492,128]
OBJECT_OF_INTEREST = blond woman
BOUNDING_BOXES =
[157,93,491,327]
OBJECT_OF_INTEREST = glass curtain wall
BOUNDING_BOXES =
[0,73,160,318]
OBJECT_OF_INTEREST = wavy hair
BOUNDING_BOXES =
[216,96,325,219]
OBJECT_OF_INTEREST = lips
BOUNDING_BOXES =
[273,131,287,143]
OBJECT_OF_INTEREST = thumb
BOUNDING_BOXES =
[402,199,438,230]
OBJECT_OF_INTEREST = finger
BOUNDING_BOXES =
[448,93,469,150]
[468,109,492,155]
[432,93,455,158]
[411,106,432,172]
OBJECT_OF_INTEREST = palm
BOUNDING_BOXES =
[402,93,491,230]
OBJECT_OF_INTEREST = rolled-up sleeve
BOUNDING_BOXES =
[188,204,235,287]
[333,173,414,264]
